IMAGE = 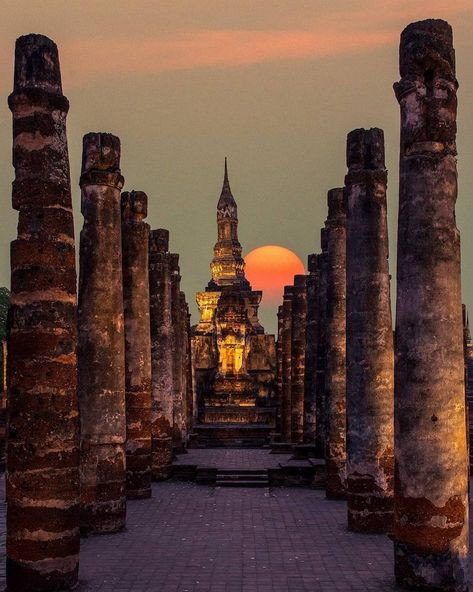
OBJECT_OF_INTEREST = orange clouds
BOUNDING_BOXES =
[1,0,471,91]
[59,28,394,87]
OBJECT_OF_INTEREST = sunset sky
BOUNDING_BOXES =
[1,1,473,332]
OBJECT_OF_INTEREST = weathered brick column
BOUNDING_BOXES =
[281,286,293,442]
[182,296,194,435]
[180,291,190,442]
[276,305,284,437]
[345,128,394,533]
[324,188,347,499]
[170,253,184,450]
[304,254,318,443]
[315,229,328,457]
[393,20,469,590]
[78,132,126,534]
[291,275,307,444]
[121,190,152,499]
[7,34,80,591]
[149,229,173,479]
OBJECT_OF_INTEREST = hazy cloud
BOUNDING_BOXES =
[60,29,395,87]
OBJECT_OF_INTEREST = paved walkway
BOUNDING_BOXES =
[0,451,471,591]
[174,448,292,469]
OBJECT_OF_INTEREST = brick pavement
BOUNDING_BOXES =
[174,448,290,470]
[0,451,471,591]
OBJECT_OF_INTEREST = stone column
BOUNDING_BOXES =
[149,229,174,479]
[304,254,318,443]
[291,275,307,444]
[276,305,284,438]
[180,291,189,443]
[183,299,194,435]
[281,286,293,442]
[315,229,328,457]
[121,190,152,500]
[345,128,394,533]
[393,20,469,590]
[78,132,126,534]
[7,34,80,591]
[170,253,184,450]
[324,188,347,499]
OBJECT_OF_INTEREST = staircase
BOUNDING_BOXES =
[216,468,269,488]
[191,423,273,448]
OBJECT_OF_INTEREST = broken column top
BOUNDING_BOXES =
[327,188,345,219]
[13,33,62,94]
[307,254,318,274]
[320,227,328,253]
[81,133,121,175]
[293,274,307,288]
[283,285,294,298]
[169,253,180,272]
[121,190,148,221]
[149,229,169,253]
[399,19,455,79]
[346,128,385,170]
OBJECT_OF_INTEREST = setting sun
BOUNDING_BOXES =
[244,245,305,305]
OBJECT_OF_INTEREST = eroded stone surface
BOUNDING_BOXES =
[280,286,293,442]
[7,34,80,592]
[290,275,307,444]
[315,229,328,458]
[170,253,185,450]
[78,132,126,534]
[121,190,152,499]
[324,188,347,500]
[345,128,394,534]
[304,255,318,444]
[149,229,174,479]
[393,19,469,591]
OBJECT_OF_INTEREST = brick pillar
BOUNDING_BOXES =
[281,286,293,442]
[291,275,307,444]
[304,254,318,443]
[170,253,184,450]
[183,298,194,436]
[7,34,80,591]
[148,229,173,479]
[393,20,469,590]
[121,190,152,499]
[315,229,328,457]
[180,291,189,444]
[276,305,284,439]
[324,188,347,499]
[78,132,126,534]
[345,128,394,533]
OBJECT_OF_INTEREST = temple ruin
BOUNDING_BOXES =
[3,16,472,592]
[191,161,276,447]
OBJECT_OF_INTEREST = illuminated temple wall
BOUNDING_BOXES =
[191,161,276,425]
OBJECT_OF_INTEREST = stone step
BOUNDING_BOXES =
[217,473,268,481]
[217,468,269,476]
[216,468,269,487]
[216,479,269,488]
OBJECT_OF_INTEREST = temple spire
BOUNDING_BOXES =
[209,160,250,290]
[224,156,229,187]
[218,157,236,213]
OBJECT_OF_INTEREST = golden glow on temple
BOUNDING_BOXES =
[191,161,276,427]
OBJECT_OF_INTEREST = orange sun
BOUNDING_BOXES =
[244,245,305,306]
